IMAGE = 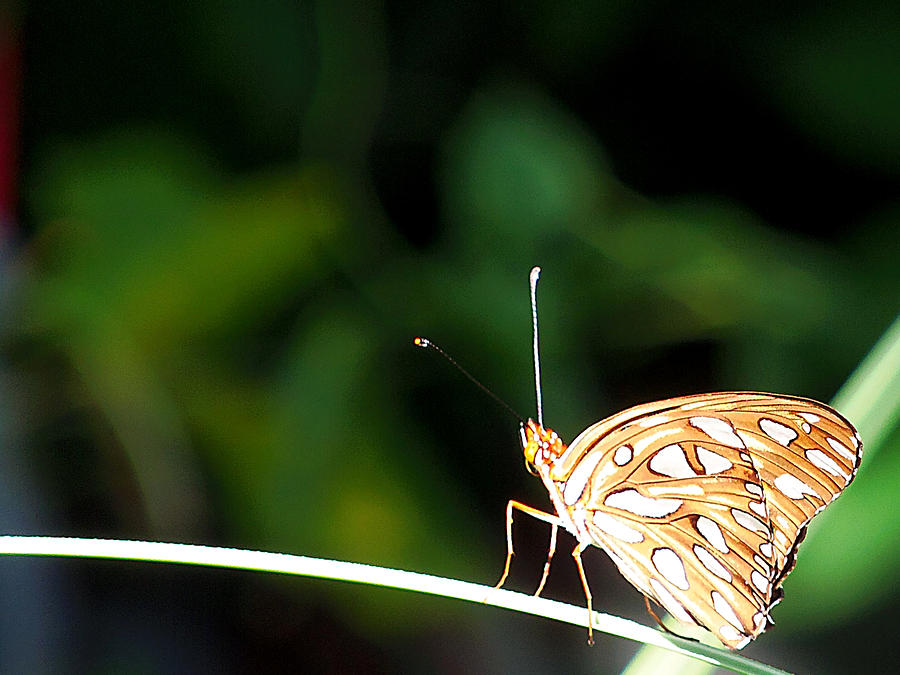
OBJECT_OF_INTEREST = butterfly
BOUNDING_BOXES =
[507,391,862,649]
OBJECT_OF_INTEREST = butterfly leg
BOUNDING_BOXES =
[533,522,558,597]
[571,541,595,645]
[494,500,563,592]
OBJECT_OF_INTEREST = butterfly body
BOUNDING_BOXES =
[521,391,862,649]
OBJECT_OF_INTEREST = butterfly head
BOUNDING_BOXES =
[520,419,566,475]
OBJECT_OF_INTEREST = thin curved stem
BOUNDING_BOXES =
[0,536,788,675]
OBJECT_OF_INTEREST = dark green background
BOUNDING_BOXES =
[1,1,898,672]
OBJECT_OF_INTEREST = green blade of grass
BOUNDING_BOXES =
[0,535,787,675]
[830,312,900,457]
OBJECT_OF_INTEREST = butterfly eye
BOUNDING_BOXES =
[524,459,539,476]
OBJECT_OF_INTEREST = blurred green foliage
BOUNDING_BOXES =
[2,0,899,672]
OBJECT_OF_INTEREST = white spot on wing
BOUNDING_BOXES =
[774,474,821,500]
[801,421,812,434]
[712,590,744,630]
[745,482,763,497]
[591,512,645,543]
[563,450,604,506]
[719,624,744,644]
[613,445,633,466]
[748,501,767,518]
[690,416,746,449]
[826,437,856,461]
[799,412,820,423]
[696,446,733,474]
[759,542,773,558]
[694,545,732,581]
[649,579,692,622]
[638,415,670,428]
[805,449,848,479]
[652,548,689,590]
[732,508,769,534]
[604,489,683,518]
[751,570,769,593]
[696,516,729,553]
[759,418,798,446]
[649,444,696,479]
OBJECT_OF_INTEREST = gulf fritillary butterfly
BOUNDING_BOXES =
[417,267,862,650]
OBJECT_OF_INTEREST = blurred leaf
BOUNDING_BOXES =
[20,129,347,534]
[581,201,860,343]
[442,85,611,253]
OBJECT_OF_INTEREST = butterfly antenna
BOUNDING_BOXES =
[530,266,543,427]
[413,337,523,422]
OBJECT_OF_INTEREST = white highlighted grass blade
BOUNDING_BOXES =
[0,536,787,675]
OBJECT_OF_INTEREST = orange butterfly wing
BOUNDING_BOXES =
[532,392,861,649]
